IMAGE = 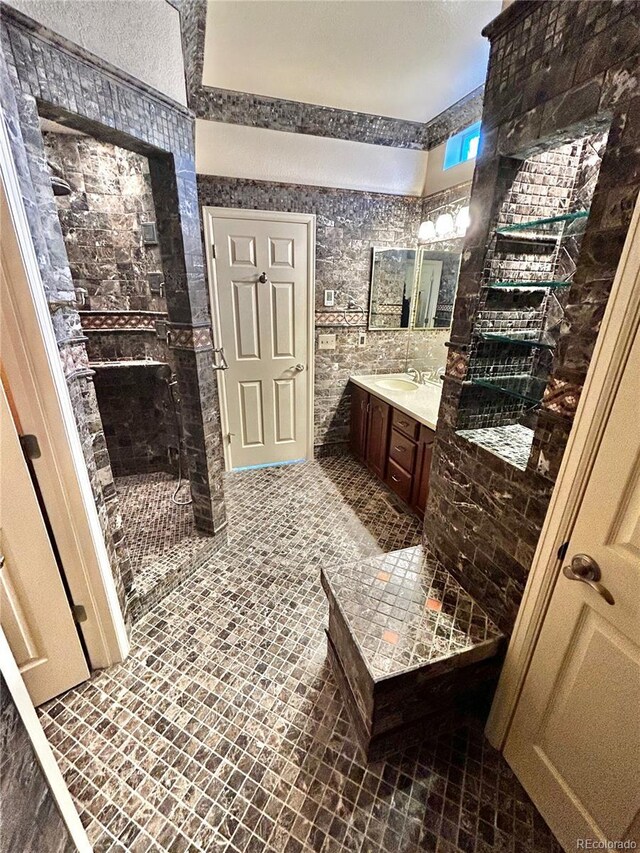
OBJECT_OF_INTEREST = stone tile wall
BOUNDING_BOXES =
[43,131,183,477]
[0,675,74,853]
[42,133,165,311]
[1,4,227,624]
[425,0,640,633]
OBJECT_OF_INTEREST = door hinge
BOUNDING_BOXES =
[557,540,570,561]
[19,434,41,459]
[211,244,216,259]
[227,432,235,443]
[71,604,88,624]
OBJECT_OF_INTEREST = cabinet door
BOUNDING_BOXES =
[366,396,390,479]
[412,426,435,516]
[350,385,369,461]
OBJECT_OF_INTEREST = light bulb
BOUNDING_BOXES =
[418,220,436,241]
[455,206,470,234]
[435,213,454,237]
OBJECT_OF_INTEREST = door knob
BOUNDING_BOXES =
[562,553,615,605]
[293,363,305,372]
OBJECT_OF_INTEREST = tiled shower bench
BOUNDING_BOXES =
[321,546,505,760]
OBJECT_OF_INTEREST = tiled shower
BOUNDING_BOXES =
[43,128,205,618]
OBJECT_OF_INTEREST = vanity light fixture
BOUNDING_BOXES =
[455,206,470,234]
[435,213,454,237]
[418,220,436,241]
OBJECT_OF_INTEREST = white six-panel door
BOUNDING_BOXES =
[204,209,314,470]
[504,319,640,848]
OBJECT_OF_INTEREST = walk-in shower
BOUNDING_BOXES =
[42,121,206,619]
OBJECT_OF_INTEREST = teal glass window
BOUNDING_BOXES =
[443,121,481,170]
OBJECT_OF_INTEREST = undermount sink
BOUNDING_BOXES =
[374,377,419,392]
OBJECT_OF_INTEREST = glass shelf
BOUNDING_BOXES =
[471,375,547,406]
[479,331,556,350]
[485,280,570,289]
[495,210,589,239]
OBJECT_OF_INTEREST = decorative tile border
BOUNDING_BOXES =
[179,0,482,151]
[193,86,430,150]
[541,375,580,420]
[315,310,368,328]
[167,323,213,351]
[80,311,167,332]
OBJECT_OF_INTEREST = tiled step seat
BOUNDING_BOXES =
[321,545,505,760]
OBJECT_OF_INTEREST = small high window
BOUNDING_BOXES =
[443,121,481,170]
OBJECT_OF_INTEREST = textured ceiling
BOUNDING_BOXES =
[202,0,501,124]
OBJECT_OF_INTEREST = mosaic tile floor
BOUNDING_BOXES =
[40,456,561,853]
[115,472,209,616]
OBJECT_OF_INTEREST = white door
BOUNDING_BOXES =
[205,210,314,470]
[0,382,89,706]
[504,321,640,848]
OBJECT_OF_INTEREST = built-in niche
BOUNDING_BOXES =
[456,130,608,469]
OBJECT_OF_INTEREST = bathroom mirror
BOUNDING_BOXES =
[368,247,416,330]
[411,249,462,330]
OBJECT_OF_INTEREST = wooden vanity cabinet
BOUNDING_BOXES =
[350,385,369,462]
[366,396,391,479]
[350,383,434,517]
[411,425,435,516]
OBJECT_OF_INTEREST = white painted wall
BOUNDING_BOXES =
[196,120,430,197]
[7,0,187,106]
[422,140,476,196]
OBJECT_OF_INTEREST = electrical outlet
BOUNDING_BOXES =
[318,333,336,350]
[358,332,367,347]
[324,289,335,307]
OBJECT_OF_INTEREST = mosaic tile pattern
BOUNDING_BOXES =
[40,457,560,853]
[115,473,212,619]
[322,547,502,680]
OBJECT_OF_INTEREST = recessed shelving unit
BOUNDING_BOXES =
[471,375,547,406]
[478,331,556,350]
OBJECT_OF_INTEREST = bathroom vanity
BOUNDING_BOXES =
[349,374,441,517]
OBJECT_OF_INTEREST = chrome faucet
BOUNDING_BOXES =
[407,367,422,383]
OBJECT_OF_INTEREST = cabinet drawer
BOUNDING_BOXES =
[386,459,413,503]
[389,428,416,474]
[392,409,420,440]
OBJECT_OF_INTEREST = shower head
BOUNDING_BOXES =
[51,175,71,196]
[155,364,172,381]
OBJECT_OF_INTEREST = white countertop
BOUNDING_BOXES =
[350,373,442,431]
